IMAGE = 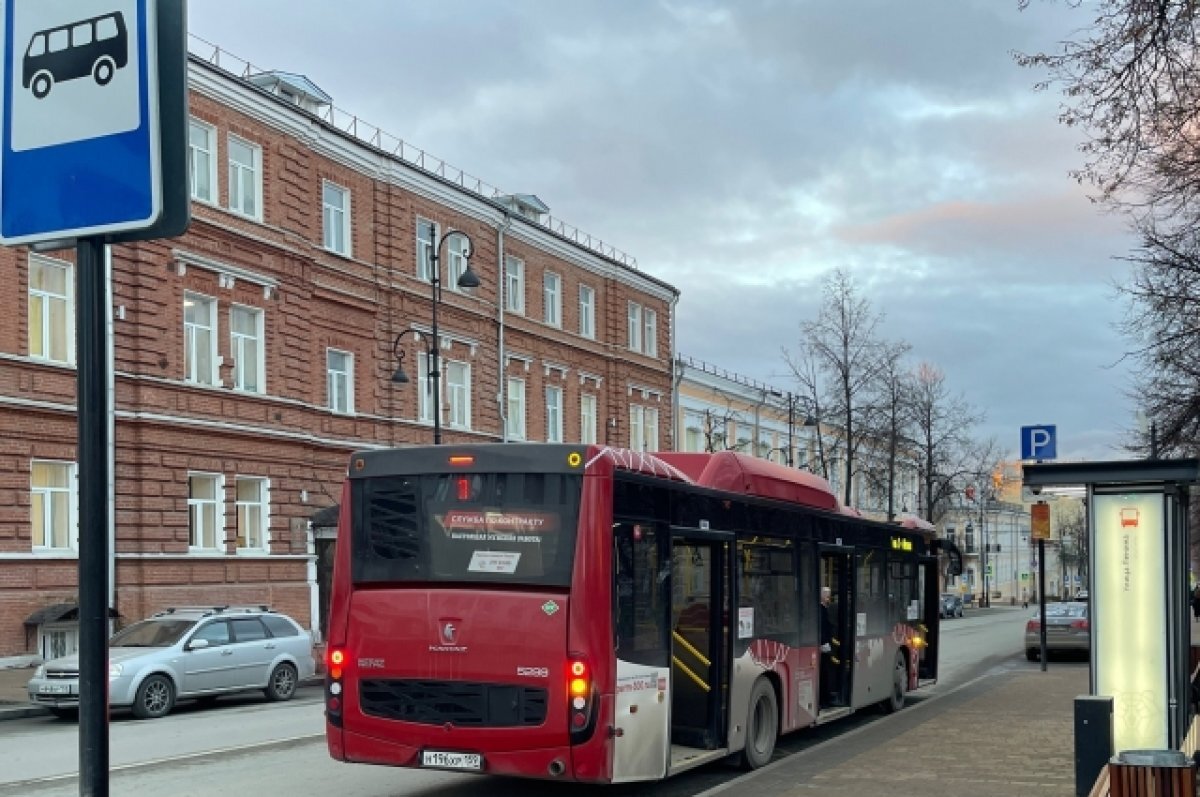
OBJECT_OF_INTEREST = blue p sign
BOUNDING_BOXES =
[1021,425,1057,461]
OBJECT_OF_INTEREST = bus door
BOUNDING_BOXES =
[612,520,671,783]
[818,546,855,709]
[669,532,730,751]
[918,554,940,681]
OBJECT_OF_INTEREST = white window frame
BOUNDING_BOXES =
[644,407,659,451]
[445,360,471,430]
[507,377,526,440]
[188,472,225,553]
[30,460,77,552]
[629,405,645,451]
[543,272,562,328]
[235,476,270,554]
[184,292,219,386]
[447,235,470,292]
[546,385,563,443]
[416,218,437,281]
[643,308,658,357]
[229,304,265,394]
[624,406,659,451]
[627,302,642,352]
[226,134,263,220]
[326,348,354,414]
[188,118,217,204]
[417,351,435,425]
[322,180,351,256]
[580,394,597,445]
[579,285,595,339]
[505,256,525,315]
[27,255,74,365]
[684,412,704,452]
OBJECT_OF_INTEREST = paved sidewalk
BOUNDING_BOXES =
[702,663,1087,797]
[0,664,43,720]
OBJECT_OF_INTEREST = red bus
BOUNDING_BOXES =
[324,444,957,783]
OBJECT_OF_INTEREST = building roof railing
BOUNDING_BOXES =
[676,354,786,395]
[188,35,639,271]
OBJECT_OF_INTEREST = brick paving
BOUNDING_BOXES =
[700,664,1088,797]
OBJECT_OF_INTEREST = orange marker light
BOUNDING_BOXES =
[448,455,475,466]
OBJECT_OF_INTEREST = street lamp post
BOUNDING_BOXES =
[391,229,479,444]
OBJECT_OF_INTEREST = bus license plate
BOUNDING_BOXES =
[422,750,482,771]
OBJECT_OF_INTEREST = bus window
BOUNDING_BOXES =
[27,35,45,58]
[736,538,798,647]
[614,522,669,667]
[72,24,93,47]
[48,29,68,53]
[96,16,120,41]
[351,472,582,587]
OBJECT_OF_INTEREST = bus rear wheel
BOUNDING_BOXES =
[93,57,115,86]
[740,678,778,770]
[883,650,907,714]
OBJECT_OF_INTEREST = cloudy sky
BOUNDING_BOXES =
[188,1,1137,461]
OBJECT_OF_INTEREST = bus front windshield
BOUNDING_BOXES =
[351,472,582,587]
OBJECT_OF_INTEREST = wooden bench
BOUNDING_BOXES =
[1108,759,1195,797]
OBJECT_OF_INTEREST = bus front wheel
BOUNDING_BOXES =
[93,57,116,86]
[30,72,52,99]
[740,677,778,770]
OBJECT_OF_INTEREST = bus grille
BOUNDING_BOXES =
[359,679,548,727]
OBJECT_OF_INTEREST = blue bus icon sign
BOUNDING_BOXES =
[1,0,160,245]
[23,11,130,99]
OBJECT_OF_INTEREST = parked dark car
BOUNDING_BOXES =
[1024,602,1089,661]
[940,593,963,619]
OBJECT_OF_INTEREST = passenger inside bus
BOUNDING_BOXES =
[818,586,840,707]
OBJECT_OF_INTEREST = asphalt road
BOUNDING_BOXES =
[0,608,1030,797]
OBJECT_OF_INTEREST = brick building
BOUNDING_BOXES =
[0,49,677,662]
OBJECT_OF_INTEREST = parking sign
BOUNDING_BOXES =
[1021,425,1057,461]
[1,0,160,244]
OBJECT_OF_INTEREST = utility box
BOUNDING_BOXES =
[1074,695,1113,797]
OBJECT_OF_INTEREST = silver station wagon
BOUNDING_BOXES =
[27,606,315,719]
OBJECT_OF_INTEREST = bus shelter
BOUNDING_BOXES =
[1023,458,1198,793]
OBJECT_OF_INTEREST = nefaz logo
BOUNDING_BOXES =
[429,619,468,653]
[516,666,549,678]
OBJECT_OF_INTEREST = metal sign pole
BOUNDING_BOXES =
[76,237,110,796]
[1039,538,1047,672]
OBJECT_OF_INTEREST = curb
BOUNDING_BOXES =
[0,704,48,721]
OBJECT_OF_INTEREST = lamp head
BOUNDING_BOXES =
[457,264,481,289]
[391,366,410,384]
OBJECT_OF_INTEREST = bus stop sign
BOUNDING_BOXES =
[1,0,163,244]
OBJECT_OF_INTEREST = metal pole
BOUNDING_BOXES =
[1039,537,1047,671]
[76,237,110,796]
[786,393,794,467]
[981,496,989,608]
[430,249,441,445]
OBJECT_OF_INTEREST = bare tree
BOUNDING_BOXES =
[1016,3,1200,459]
[1015,1,1200,221]
[856,341,914,520]
[786,270,894,506]
[906,362,986,524]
